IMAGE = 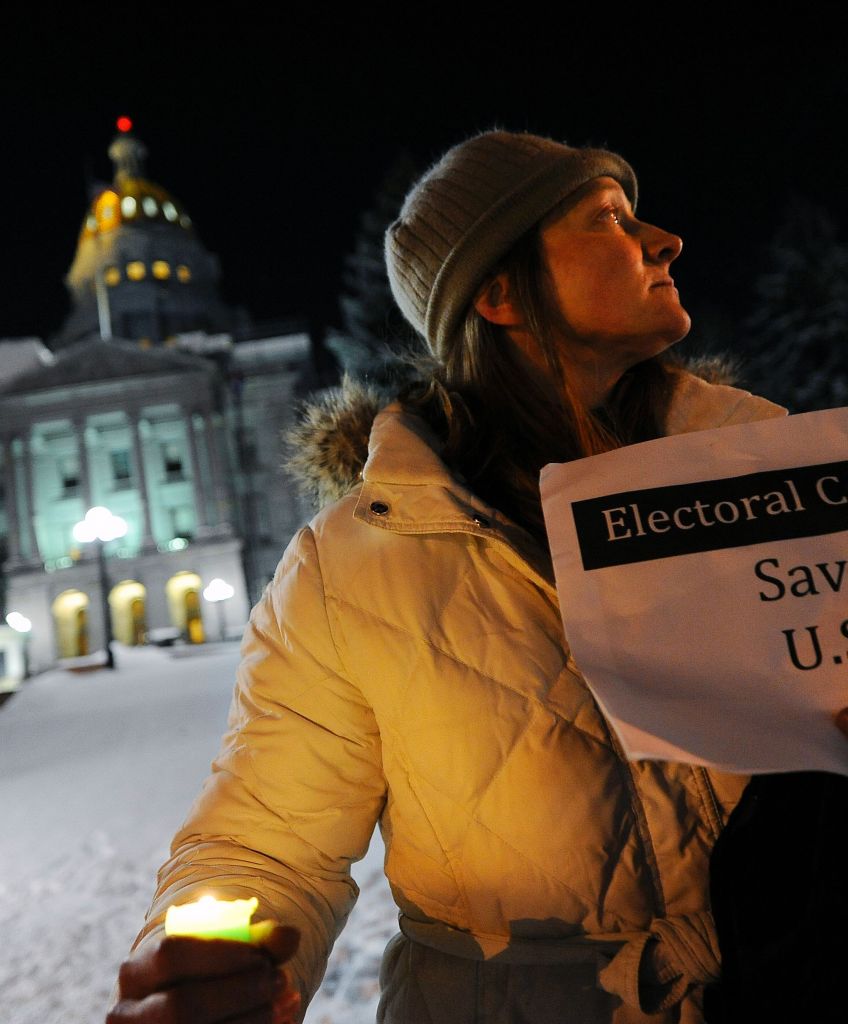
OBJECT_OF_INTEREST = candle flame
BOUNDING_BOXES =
[164,895,259,941]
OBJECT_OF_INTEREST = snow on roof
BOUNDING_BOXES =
[0,338,55,390]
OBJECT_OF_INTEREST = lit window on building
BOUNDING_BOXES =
[169,506,194,539]
[121,195,137,218]
[162,442,184,481]
[110,449,132,488]
[176,264,191,282]
[162,201,178,222]
[97,191,120,229]
[142,196,158,217]
[126,261,146,281]
[59,456,80,496]
[104,266,121,286]
[152,260,171,280]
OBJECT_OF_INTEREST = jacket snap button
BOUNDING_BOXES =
[370,501,390,516]
[472,514,491,528]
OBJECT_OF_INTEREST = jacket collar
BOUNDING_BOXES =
[354,402,558,594]
[351,374,785,596]
[664,371,786,434]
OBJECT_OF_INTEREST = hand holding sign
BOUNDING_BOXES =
[541,407,848,777]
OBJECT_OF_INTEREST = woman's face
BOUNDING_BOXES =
[538,176,690,378]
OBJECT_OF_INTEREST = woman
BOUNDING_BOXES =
[108,130,836,1024]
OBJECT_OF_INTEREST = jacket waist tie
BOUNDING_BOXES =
[399,911,720,1013]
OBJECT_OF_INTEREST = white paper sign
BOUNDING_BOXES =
[540,407,848,777]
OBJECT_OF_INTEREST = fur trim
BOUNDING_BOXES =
[283,355,740,511]
[283,375,384,509]
[676,352,740,387]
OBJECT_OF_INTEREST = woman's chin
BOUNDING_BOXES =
[661,308,692,349]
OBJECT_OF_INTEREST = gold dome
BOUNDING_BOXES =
[59,120,234,347]
[81,178,193,239]
[79,126,193,240]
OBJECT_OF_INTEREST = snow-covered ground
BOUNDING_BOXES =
[0,643,396,1024]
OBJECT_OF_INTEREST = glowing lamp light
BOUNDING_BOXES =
[116,115,133,133]
[203,578,235,603]
[165,895,273,943]
[204,578,235,642]
[72,506,128,544]
[6,612,32,633]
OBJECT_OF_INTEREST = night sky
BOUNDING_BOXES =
[2,8,845,347]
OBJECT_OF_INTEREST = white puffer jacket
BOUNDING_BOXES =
[135,372,786,1023]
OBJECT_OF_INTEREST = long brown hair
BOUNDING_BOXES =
[402,224,679,544]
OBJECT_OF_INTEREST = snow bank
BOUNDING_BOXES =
[0,643,397,1024]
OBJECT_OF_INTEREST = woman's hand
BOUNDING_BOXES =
[836,707,848,739]
[107,924,301,1024]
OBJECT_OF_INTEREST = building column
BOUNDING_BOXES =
[182,408,211,536]
[16,434,41,563]
[202,412,232,534]
[2,436,23,565]
[130,414,156,549]
[73,418,94,512]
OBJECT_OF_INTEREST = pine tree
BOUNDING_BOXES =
[331,152,424,385]
[740,197,848,411]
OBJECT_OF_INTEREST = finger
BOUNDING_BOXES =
[119,936,270,1000]
[836,707,848,738]
[112,967,277,1024]
[257,925,300,964]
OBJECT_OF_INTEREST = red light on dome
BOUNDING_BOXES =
[116,116,133,133]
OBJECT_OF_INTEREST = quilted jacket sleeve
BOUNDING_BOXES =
[131,526,387,1011]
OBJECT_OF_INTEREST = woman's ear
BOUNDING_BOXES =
[473,271,523,326]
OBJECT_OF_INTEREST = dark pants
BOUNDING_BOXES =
[704,771,848,1023]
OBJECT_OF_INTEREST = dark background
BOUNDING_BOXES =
[2,5,845,347]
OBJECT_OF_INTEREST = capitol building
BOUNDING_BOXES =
[0,122,331,681]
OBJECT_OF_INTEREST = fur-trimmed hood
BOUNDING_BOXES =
[283,357,753,511]
[284,376,387,510]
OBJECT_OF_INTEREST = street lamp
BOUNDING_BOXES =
[5,612,32,680]
[72,506,128,669]
[5,612,32,633]
[202,577,234,641]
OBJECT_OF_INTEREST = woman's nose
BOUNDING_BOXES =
[643,224,683,264]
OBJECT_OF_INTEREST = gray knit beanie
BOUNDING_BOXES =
[385,130,638,361]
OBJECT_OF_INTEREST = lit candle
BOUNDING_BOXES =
[165,895,270,943]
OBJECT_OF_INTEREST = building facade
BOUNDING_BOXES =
[0,124,329,680]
